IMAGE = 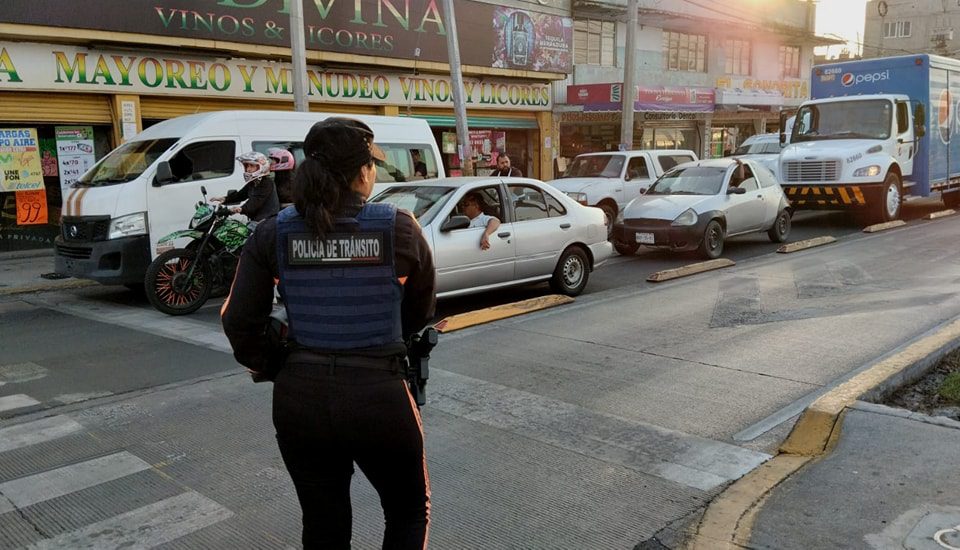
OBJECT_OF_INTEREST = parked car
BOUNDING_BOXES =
[729,133,782,177]
[611,158,792,259]
[370,177,613,297]
[546,149,699,234]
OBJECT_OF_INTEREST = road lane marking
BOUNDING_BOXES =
[0,416,83,453]
[0,452,152,515]
[646,259,735,283]
[776,236,836,253]
[0,394,40,413]
[26,491,234,550]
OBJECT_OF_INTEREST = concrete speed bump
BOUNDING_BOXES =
[863,220,907,233]
[686,315,960,550]
[0,279,97,297]
[776,236,836,254]
[927,209,956,220]
[646,258,734,283]
[433,294,574,333]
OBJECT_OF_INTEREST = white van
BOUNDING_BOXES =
[54,110,443,287]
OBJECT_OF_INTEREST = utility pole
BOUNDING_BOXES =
[620,0,639,150]
[441,0,474,175]
[289,0,309,112]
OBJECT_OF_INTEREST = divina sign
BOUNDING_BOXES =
[2,0,573,74]
[0,43,552,110]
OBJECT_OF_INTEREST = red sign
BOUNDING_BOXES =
[566,83,623,104]
[15,190,48,225]
[566,83,715,112]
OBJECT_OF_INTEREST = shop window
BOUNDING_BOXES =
[779,45,800,78]
[508,185,550,222]
[574,19,616,66]
[626,157,649,180]
[167,141,236,183]
[664,31,707,73]
[724,39,752,76]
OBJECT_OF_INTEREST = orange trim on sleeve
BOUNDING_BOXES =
[398,276,409,286]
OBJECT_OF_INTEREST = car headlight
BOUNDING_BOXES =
[566,192,588,205]
[671,208,698,226]
[108,212,148,239]
[853,165,882,178]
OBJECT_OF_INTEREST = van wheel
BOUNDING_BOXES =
[550,247,590,296]
[873,172,902,223]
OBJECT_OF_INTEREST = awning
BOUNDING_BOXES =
[715,88,785,107]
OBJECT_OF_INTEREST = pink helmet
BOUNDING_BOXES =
[267,148,295,171]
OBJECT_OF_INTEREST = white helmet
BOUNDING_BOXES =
[237,151,270,183]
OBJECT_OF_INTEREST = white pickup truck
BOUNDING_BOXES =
[547,149,698,233]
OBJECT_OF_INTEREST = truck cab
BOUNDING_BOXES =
[779,93,924,222]
[546,149,698,234]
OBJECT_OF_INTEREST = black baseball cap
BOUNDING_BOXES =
[304,117,386,165]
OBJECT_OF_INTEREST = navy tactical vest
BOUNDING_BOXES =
[276,203,403,350]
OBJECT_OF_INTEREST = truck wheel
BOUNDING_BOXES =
[874,172,902,223]
[698,220,724,259]
[598,203,616,238]
[944,190,960,208]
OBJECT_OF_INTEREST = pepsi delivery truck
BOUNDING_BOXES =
[778,54,960,223]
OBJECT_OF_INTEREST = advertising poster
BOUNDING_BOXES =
[492,8,572,73]
[441,132,458,154]
[15,189,48,225]
[0,128,44,192]
[55,126,96,193]
[39,138,58,177]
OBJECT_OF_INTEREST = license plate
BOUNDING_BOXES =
[635,232,654,244]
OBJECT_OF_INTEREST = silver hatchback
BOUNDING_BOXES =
[371,177,613,298]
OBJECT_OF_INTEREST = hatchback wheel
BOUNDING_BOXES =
[767,210,791,243]
[550,247,590,296]
[698,220,724,259]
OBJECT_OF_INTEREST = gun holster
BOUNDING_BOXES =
[405,327,439,407]
[253,307,290,383]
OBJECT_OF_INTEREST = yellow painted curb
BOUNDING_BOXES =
[646,258,734,282]
[0,279,97,296]
[862,220,906,233]
[926,209,956,220]
[776,236,836,253]
[433,294,574,333]
[687,316,960,549]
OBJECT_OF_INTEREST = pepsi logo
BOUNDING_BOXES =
[841,73,855,87]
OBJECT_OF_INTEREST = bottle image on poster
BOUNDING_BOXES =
[505,11,535,68]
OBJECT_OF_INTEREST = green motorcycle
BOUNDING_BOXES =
[145,186,251,315]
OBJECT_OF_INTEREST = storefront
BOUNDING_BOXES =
[710,76,810,155]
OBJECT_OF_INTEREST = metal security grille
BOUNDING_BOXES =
[55,244,93,259]
[782,161,840,183]
[60,216,110,242]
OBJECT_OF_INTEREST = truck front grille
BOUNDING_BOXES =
[56,244,92,259]
[60,216,110,242]
[782,161,840,183]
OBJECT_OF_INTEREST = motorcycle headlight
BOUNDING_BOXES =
[853,165,882,178]
[108,212,148,239]
[566,192,589,205]
[671,208,698,226]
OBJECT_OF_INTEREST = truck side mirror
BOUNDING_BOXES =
[914,103,926,138]
[153,161,175,187]
[779,111,788,145]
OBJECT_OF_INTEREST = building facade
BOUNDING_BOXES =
[863,0,960,59]
[553,0,836,168]
[0,0,573,251]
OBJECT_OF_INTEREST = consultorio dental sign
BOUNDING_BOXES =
[0,43,551,110]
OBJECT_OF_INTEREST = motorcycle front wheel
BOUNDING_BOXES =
[145,248,213,316]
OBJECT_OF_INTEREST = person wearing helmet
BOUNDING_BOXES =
[267,147,296,206]
[212,151,280,222]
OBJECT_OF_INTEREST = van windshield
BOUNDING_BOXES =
[77,138,178,187]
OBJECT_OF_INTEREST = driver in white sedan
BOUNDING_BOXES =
[460,192,501,251]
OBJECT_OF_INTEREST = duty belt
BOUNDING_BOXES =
[287,349,403,373]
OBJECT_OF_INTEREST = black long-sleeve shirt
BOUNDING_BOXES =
[224,175,280,222]
[221,206,436,372]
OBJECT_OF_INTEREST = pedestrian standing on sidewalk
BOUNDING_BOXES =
[490,153,522,177]
[221,117,436,549]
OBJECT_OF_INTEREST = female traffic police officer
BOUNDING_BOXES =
[221,118,436,549]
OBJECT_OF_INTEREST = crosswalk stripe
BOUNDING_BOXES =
[26,491,234,550]
[0,416,83,454]
[0,452,152,515]
[0,394,40,413]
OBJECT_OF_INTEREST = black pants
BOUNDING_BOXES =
[273,356,430,550]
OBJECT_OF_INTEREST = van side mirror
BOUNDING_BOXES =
[153,161,175,187]
[914,103,926,137]
[441,215,471,232]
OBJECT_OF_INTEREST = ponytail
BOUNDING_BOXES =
[292,156,366,238]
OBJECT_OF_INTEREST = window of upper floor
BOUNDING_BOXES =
[779,45,801,79]
[724,38,752,76]
[883,20,911,38]
[574,19,616,66]
[663,31,707,73]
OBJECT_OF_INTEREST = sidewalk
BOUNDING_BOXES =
[0,249,97,296]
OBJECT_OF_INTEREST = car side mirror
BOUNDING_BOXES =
[440,215,471,232]
[727,186,747,195]
[153,161,175,187]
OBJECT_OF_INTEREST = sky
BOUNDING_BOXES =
[814,0,869,57]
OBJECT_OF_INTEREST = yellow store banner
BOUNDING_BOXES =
[0,128,44,192]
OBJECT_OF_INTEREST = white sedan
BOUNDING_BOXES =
[612,158,792,259]
[371,177,613,298]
